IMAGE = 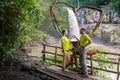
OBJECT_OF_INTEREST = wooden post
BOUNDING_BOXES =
[72,52,78,69]
[43,44,46,62]
[117,57,120,80]
[90,55,93,75]
[71,54,74,69]
[55,47,57,63]
[74,52,78,69]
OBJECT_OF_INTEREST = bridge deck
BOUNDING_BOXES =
[44,64,104,80]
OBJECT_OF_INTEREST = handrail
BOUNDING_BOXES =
[42,44,120,80]
[42,43,120,55]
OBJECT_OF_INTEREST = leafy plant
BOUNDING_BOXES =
[0,0,46,66]
[87,46,113,80]
[93,53,113,69]
[94,70,112,80]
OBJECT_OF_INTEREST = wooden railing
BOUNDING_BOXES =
[42,43,120,80]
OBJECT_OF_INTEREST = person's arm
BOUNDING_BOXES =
[84,39,92,48]
[69,35,74,41]
[73,35,80,42]
[61,41,65,55]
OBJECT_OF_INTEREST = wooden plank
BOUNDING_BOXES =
[42,44,120,56]
[42,43,61,49]
[42,50,63,57]
[117,57,120,80]
[41,44,120,80]
[43,45,46,62]
[37,68,63,80]
[90,55,93,75]
[55,47,57,63]
[45,58,62,63]
[87,58,118,64]
[98,51,120,56]
[87,66,118,74]
[46,66,82,80]
[46,65,99,80]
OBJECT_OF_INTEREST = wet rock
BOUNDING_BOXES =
[44,36,58,44]
[86,24,120,47]
[4,50,56,80]
[40,75,47,79]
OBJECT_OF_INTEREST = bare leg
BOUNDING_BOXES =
[63,53,67,69]
[63,53,66,69]
[67,53,71,65]
[65,53,71,68]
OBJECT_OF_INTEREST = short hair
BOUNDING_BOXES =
[62,29,66,35]
[80,27,85,31]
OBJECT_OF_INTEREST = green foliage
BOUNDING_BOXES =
[94,70,112,80]
[110,0,120,13]
[39,0,69,35]
[63,0,120,13]
[92,53,113,80]
[38,53,62,64]
[39,46,114,79]
[56,56,63,63]
[86,46,110,52]
[0,0,47,62]
[93,53,113,69]
[87,46,113,79]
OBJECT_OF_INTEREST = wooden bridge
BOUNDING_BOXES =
[41,43,120,80]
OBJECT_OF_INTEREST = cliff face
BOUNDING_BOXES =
[87,5,120,23]
[76,5,120,46]
[86,24,120,46]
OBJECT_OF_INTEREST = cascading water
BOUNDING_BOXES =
[67,8,80,42]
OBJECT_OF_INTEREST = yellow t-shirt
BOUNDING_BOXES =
[61,36,70,51]
[80,33,90,46]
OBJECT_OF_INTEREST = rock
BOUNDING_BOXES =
[40,75,47,79]
[22,62,32,70]
[44,36,58,44]
[86,24,120,46]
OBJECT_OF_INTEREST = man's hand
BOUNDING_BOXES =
[71,35,79,42]
[84,39,92,48]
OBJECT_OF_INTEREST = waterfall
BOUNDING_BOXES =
[67,8,80,41]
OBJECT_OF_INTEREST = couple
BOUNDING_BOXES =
[61,27,92,78]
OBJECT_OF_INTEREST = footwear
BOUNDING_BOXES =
[77,70,83,74]
[63,69,69,72]
[81,75,88,78]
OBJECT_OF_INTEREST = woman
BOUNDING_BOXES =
[61,29,71,72]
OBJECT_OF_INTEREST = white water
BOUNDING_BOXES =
[67,8,80,41]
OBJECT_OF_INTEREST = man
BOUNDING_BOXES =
[73,27,92,78]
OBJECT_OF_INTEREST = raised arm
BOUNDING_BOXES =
[74,35,80,42]
[70,35,80,42]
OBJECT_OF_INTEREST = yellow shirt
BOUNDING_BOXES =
[80,33,90,46]
[61,36,70,51]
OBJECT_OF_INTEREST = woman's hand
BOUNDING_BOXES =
[70,35,75,41]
